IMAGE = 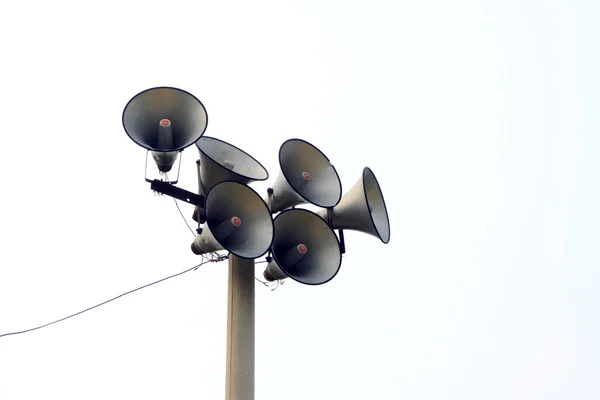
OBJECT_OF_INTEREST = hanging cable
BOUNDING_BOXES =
[254,277,270,286]
[173,198,196,237]
[0,259,219,339]
[163,172,196,238]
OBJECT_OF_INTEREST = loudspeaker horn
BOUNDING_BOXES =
[191,181,274,259]
[195,136,268,195]
[263,209,342,285]
[122,86,208,172]
[318,167,390,244]
[270,139,342,213]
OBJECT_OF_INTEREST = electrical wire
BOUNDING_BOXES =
[253,260,277,287]
[173,198,196,237]
[270,280,281,291]
[254,277,270,286]
[0,259,215,339]
[163,172,197,238]
[2,173,280,338]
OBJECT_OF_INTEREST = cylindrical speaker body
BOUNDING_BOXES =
[151,150,179,172]
[264,260,288,281]
[191,224,222,254]
[269,172,305,212]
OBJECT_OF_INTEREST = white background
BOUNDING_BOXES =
[0,0,598,399]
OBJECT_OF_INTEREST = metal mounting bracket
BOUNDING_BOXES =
[150,180,206,208]
[338,229,346,255]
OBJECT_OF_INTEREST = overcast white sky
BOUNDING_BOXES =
[1,0,598,399]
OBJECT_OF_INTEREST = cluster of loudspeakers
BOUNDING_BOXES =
[123,87,390,286]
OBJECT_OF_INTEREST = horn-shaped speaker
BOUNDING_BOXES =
[263,209,342,285]
[191,181,274,259]
[270,139,342,213]
[196,136,268,195]
[122,87,208,172]
[318,167,390,244]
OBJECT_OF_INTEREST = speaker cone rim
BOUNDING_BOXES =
[204,180,275,259]
[122,86,208,152]
[196,136,269,181]
[271,208,342,285]
[362,167,391,244]
[278,138,343,208]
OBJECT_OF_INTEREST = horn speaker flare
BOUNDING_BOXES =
[263,208,342,285]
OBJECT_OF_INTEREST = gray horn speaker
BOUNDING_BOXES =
[191,181,274,259]
[122,87,208,172]
[263,209,342,285]
[196,136,268,195]
[318,167,390,244]
[270,139,342,213]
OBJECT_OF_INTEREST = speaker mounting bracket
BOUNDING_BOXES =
[326,207,334,227]
[150,180,206,208]
[266,188,274,212]
[338,229,346,254]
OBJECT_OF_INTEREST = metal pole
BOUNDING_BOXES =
[225,255,255,400]
[193,159,203,227]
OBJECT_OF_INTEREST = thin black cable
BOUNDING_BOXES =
[0,260,211,339]
[173,198,196,237]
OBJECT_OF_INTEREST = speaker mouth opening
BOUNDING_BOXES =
[122,86,209,152]
[362,167,391,244]
[205,180,274,259]
[271,209,342,285]
[278,138,343,208]
[196,136,269,182]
